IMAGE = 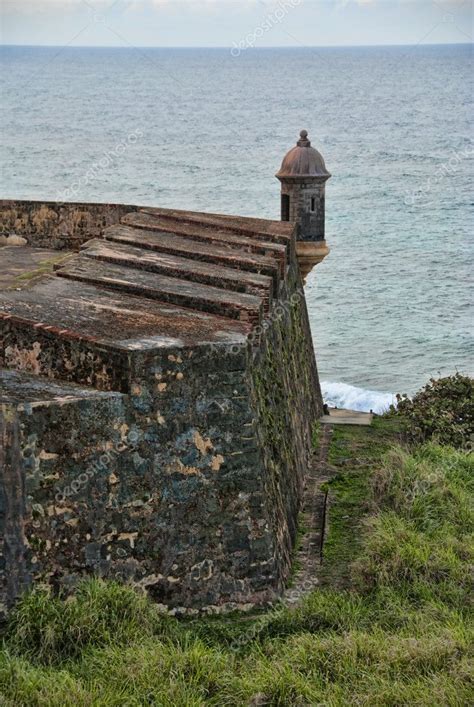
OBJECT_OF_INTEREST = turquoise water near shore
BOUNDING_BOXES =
[1,44,472,411]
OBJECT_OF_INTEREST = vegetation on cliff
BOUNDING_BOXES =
[391,372,474,449]
[0,377,472,706]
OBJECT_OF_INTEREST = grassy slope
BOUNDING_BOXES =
[1,419,472,706]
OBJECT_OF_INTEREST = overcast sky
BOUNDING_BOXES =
[1,0,472,48]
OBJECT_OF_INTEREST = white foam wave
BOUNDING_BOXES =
[321,381,396,414]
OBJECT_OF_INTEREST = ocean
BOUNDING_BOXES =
[1,44,472,412]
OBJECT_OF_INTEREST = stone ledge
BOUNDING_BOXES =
[0,276,253,352]
[320,408,373,426]
[0,368,124,407]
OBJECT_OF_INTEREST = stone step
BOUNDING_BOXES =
[138,207,293,245]
[0,277,252,389]
[103,224,280,288]
[320,408,374,426]
[79,238,273,307]
[122,211,287,274]
[56,256,263,324]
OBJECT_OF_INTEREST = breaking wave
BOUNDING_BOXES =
[321,381,396,414]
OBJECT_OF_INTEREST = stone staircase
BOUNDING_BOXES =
[0,208,294,391]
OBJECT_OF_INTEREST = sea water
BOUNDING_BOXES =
[1,44,472,412]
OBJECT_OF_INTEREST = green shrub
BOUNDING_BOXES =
[391,373,474,449]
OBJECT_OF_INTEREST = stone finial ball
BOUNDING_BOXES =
[300,129,308,139]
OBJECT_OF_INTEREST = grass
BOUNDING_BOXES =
[1,420,473,706]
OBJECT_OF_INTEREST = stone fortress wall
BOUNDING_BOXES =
[0,199,139,250]
[1,198,322,615]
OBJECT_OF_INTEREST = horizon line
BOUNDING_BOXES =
[1,41,472,50]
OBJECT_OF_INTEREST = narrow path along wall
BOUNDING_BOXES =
[0,202,323,612]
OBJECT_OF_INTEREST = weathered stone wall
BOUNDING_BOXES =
[0,275,321,612]
[0,375,127,618]
[250,259,322,591]
[0,201,323,611]
[0,351,279,611]
[104,343,276,608]
[0,405,28,620]
[0,200,139,250]
[1,315,132,393]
